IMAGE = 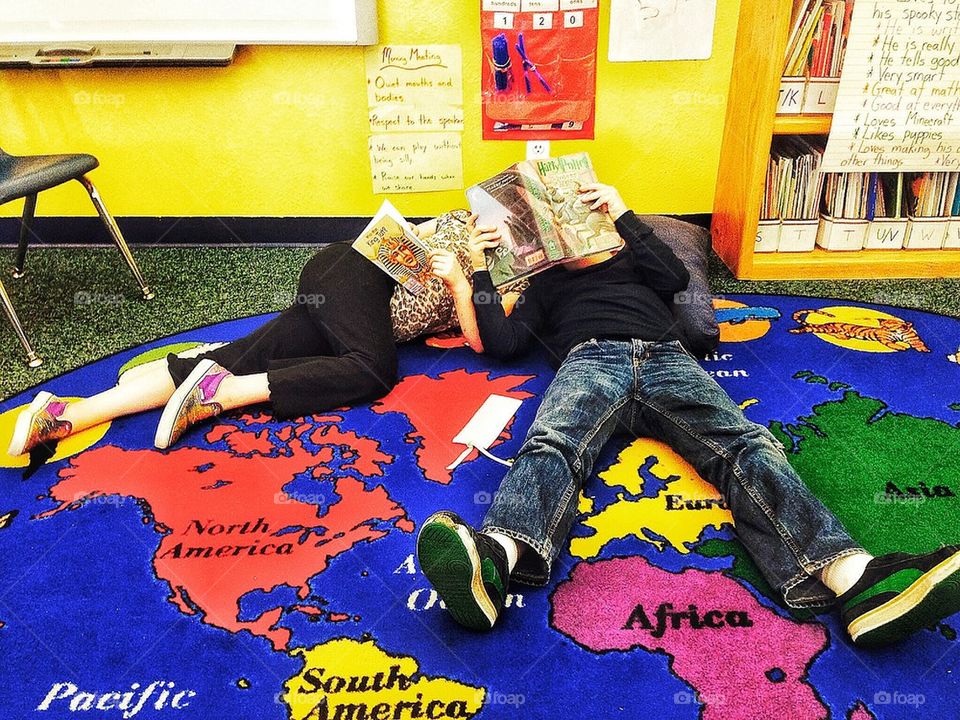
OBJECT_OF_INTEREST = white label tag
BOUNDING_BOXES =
[493,12,514,29]
[453,395,523,449]
[484,0,522,10]
[532,12,553,28]
[522,0,559,10]
[447,395,523,469]
[563,11,584,27]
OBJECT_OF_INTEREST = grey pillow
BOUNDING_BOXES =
[636,214,719,358]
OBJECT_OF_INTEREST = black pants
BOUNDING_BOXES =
[167,242,398,419]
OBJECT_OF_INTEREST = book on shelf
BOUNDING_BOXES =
[907,172,960,218]
[352,199,432,295]
[783,0,854,78]
[763,137,826,221]
[465,152,623,287]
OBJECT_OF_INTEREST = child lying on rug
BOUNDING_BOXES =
[8,211,489,458]
[416,183,960,648]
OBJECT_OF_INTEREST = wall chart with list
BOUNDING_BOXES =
[822,0,960,172]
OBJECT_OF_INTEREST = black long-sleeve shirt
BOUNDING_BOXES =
[472,211,690,368]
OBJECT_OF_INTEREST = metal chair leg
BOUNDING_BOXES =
[12,193,36,279]
[78,176,155,301]
[0,276,42,367]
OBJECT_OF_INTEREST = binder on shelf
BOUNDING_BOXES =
[755,219,781,253]
[802,78,839,114]
[863,217,908,250]
[816,215,867,251]
[902,172,956,249]
[904,216,948,250]
[779,219,818,252]
[946,219,960,250]
[777,77,806,114]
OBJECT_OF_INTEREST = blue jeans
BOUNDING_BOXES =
[481,338,864,609]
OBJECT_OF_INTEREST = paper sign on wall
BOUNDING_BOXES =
[608,0,717,62]
[365,44,464,193]
[369,132,463,194]
[823,0,960,172]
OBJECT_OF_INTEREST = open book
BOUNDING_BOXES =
[352,200,432,295]
[465,152,623,287]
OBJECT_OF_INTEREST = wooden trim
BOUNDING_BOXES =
[711,0,793,278]
[749,248,960,279]
[772,115,833,135]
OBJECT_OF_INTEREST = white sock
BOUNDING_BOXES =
[819,552,874,597]
[485,532,519,574]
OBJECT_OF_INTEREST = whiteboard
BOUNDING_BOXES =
[0,0,377,45]
[609,0,717,62]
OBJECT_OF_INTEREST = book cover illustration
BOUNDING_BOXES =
[535,153,622,258]
[465,162,561,287]
[352,200,432,295]
[466,152,622,287]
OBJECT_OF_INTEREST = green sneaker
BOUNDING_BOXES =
[840,546,960,647]
[417,511,509,631]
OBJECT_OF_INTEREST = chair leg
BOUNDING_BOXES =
[78,176,155,300]
[0,276,42,367]
[12,193,37,279]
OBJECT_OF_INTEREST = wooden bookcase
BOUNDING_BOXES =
[711,0,960,280]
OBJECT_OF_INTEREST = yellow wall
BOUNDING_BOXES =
[0,0,740,219]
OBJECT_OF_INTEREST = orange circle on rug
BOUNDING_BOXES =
[0,399,111,469]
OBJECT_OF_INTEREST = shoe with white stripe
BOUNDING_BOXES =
[840,545,960,647]
[7,392,72,457]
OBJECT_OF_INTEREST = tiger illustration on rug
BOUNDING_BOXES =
[789,309,931,352]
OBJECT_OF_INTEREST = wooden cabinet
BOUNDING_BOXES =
[711,0,960,279]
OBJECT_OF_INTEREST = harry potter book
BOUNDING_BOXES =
[466,152,622,287]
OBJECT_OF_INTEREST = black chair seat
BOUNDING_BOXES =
[0,146,153,367]
[0,152,99,205]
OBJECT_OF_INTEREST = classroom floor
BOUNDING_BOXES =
[1,245,959,398]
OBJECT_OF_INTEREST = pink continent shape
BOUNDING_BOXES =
[551,556,829,720]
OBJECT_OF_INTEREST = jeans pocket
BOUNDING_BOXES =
[568,338,601,356]
[663,339,696,360]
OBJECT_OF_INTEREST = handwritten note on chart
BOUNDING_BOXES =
[368,133,463,194]
[608,0,717,61]
[823,0,960,171]
[365,45,463,132]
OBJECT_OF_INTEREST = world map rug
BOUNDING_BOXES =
[1,293,959,720]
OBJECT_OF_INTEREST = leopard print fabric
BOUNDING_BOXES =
[390,210,475,343]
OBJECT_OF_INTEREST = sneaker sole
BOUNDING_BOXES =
[849,550,960,647]
[8,391,53,457]
[417,515,497,631]
[154,359,216,450]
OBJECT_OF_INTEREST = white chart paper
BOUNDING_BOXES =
[823,0,960,172]
[608,0,717,62]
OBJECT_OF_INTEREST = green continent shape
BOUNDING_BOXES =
[770,389,960,555]
[698,386,960,602]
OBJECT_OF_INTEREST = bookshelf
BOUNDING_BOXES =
[711,0,960,280]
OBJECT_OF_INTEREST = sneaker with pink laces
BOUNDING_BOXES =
[7,392,73,456]
[154,359,232,450]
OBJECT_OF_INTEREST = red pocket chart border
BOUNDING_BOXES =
[480,0,599,141]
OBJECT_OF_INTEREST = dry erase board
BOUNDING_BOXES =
[0,0,377,46]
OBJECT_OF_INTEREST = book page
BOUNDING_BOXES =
[534,153,623,257]
[822,0,960,172]
[352,200,433,294]
[465,162,562,287]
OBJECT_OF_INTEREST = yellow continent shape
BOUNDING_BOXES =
[571,438,734,559]
[283,637,485,720]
